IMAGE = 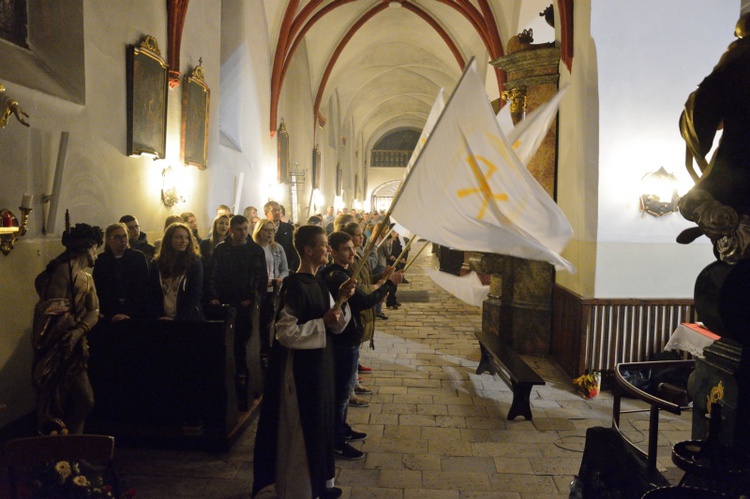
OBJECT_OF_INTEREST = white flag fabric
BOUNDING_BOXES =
[404,88,446,174]
[390,60,574,272]
[506,84,568,166]
[425,268,489,307]
[390,222,414,241]
[495,102,514,138]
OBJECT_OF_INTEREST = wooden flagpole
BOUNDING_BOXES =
[393,235,415,266]
[403,240,430,272]
[331,215,391,310]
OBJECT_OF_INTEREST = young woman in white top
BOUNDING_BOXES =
[252,219,289,357]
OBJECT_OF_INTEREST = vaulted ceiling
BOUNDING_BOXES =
[264,0,555,149]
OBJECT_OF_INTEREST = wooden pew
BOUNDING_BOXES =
[475,330,545,421]
[87,306,253,449]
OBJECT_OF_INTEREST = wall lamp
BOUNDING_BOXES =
[640,167,679,217]
[161,166,185,207]
[0,194,33,255]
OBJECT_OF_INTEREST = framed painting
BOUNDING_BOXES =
[181,62,210,169]
[277,119,289,183]
[127,35,168,158]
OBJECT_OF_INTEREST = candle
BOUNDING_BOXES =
[21,193,33,210]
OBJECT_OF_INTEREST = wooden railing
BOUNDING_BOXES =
[551,285,696,377]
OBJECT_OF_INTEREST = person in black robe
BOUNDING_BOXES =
[252,225,355,499]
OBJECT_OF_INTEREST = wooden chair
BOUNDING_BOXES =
[3,434,116,499]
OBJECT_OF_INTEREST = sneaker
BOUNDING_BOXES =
[387,304,399,310]
[358,364,373,374]
[344,428,368,442]
[355,383,373,394]
[349,394,369,407]
[358,376,363,382]
[334,442,365,460]
[375,312,388,320]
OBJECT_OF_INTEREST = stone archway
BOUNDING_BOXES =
[370,180,401,213]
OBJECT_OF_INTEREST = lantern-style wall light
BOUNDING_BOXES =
[640,167,679,217]
[161,166,186,206]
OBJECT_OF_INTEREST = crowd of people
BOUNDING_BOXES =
[32,201,413,498]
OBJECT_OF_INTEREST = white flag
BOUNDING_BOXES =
[425,268,489,308]
[495,102,514,137]
[404,88,446,174]
[390,60,574,272]
[506,84,568,166]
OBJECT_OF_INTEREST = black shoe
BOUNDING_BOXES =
[320,487,343,499]
[401,278,410,284]
[334,442,365,460]
[344,428,368,442]
[387,304,399,310]
[375,312,388,320]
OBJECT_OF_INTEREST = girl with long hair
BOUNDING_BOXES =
[199,213,230,265]
[147,222,204,320]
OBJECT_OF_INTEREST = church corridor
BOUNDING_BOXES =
[112,247,690,498]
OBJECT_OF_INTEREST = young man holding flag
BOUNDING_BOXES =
[322,231,403,461]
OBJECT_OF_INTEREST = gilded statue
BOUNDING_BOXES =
[0,83,30,128]
[677,13,750,264]
[32,223,103,434]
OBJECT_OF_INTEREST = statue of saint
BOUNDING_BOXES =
[0,83,30,128]
[32,223,103,434]
[678,14,750,452]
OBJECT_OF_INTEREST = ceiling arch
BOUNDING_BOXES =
[269,0,507,137]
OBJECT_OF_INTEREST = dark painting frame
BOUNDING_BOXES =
[181,63,210,169]
[127,36,168,158]
[277,119,289,183]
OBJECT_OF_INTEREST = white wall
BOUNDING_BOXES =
[591,0,736,297]
[558,0,736,298]
[216,0,276,221]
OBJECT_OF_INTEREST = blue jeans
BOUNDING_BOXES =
[333,343,359,448]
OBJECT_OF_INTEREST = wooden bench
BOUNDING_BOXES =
[86,306,257,449]
[475,330,545,421]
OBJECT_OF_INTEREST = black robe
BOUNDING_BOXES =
[252,272,348,498]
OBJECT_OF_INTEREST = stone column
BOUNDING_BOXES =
[469,38,560,356]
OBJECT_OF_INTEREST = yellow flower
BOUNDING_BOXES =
[54,461,71,479]
[73,475,90,487]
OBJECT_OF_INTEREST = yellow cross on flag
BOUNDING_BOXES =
[390,60,574,272]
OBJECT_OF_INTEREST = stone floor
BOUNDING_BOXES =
[113,248,692,498]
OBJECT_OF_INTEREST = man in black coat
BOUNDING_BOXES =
[119,214,155,266]
[93,223,149,321]
[207,215,267,409]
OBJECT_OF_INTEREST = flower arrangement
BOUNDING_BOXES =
[27,459,135,498]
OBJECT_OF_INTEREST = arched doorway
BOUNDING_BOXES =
[370,180,401,213]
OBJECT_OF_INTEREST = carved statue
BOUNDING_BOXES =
[0,83,30,128]
[32,222,103,434]
[677,14,750,336]
[678,13,750,261]
[678,14,750,454]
